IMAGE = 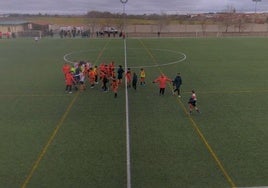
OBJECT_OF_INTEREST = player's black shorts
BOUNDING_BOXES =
[188,98,196,107]
[190,101,196,107]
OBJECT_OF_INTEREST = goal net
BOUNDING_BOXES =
[16,30,42,38]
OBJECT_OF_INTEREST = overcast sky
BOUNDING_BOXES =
[0,0,268,15]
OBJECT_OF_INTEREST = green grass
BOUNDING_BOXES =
[0,37,267,188]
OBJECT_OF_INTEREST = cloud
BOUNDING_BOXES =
[1,0,268,14]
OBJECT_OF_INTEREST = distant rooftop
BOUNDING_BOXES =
[0,20,29,25]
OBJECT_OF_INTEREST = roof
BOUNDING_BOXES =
[0,20,29,25]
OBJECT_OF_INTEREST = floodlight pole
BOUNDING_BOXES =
[253,0,261,13]
[120,0,128,37]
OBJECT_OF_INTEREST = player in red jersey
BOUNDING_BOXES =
[111,77,119,98]
[153,73,172,95]
[62,62,71,78]
[125,68,132,88]
[88,68,95,88]
[65,71,76,93]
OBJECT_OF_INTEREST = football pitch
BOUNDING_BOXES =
[0,37,267,188]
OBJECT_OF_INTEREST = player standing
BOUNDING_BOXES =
[153,73,172,96]
[140,68,146,86]
[125,68,132,88]
[88,68,95,88]
[111,77,119,98]
[65,71,76,93]
[117,65,124,85]
[62,62,71,78]
[132,72,138,90]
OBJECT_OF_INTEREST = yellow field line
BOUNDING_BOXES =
[94,39,111,64]
[138,39,236,188]
[175,97,236,188]
[20,40,111,188]
[20,92,79,188]
[0,94,70,97]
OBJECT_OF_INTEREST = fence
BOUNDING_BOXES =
[126,31,268,38]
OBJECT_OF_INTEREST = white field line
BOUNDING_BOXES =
[63,48,187,69]
[124,38,132,188]
[237,186,268,188]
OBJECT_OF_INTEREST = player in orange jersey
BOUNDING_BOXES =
[65,71,76,93]
[125,68,132,88]
[109,61,115,76]
[153,73,172,95]
[88,68,95,88]
[62,62,71,78]
[111,77,119,98]
[93,65,99,84]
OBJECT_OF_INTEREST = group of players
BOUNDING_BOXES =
[62,61,146,98]
[62,61,200,114]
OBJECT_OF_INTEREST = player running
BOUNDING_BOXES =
[172,72,182,97]
[188,90,200,114]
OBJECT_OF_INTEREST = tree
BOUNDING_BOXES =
[86,11,99,37]
[234,14,247,32]
[220,5,236,32]
[156,12,170,34]
[200,15,208,35]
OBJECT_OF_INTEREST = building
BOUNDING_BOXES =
[0,20,49,38]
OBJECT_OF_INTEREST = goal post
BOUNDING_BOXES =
[16,30,42,38]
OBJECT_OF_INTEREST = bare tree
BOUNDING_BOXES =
[220,5,236,32]
[234,14,247,32]
[86,11,99,37]
[200,16,208,35]
[114,17,124,33]
[156,12,170,35]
